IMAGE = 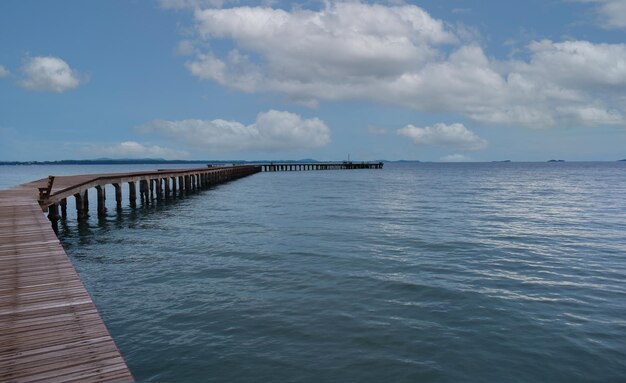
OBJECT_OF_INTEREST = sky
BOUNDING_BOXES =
[1,0,626,162]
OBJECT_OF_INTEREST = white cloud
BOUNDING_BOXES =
[187,2,456,99]
[179,2,626,128]
[440,154,472,162]
[398,123,488,150]
[83,141,189,159]
[580,0,626,29]
[159,0,226,9]
[136,110,330,152]
[0,65,9,77]
[20,56,82,92]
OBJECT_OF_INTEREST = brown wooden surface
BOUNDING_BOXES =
[0,183,133,382]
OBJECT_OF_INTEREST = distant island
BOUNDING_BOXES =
[547,159,565,162]
[0,158,211,166]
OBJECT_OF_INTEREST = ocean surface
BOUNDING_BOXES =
[2,162,626,382]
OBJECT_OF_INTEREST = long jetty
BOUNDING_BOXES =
[0,162,382,382]
[259,161,383,172]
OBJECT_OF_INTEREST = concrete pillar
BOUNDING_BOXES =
[144,180,150,204]
[171,177,177,194]
[47,203,59,222]
[149,179,155,200]
[96,185,106,216]
[156,179,162,200]
[113,183,122,209]
[59,198,67,219]
[129,181,136,207]
[164,177,170,196]
[74,193,85,217]
[83,190,89,212]
[140,180,148,204]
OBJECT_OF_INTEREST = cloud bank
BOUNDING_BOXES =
[0,65,9,77]
[398,123,488,150]
[136,110,330,152]
[83,141,189,159]
[20,56,83,92]
[180,2,626,128]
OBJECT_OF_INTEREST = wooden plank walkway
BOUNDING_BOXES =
[0,180,135,382]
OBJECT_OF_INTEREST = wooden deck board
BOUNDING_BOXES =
[0,181,133,382]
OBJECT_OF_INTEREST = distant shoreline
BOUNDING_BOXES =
[1,159,625,165]
[0,159,395,166]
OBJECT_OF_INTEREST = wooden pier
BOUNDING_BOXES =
[0,165,261,382]
[0,162,381,381]
[259,161,383,172]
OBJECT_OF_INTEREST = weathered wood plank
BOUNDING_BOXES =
[0,180,133,382]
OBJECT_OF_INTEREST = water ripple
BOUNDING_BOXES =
[46,162,626,382]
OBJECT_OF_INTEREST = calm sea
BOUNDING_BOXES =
[2,162,626,382]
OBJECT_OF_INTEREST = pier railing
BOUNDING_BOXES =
[38,165,262,222]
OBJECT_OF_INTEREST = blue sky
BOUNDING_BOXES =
[1,0,625,161]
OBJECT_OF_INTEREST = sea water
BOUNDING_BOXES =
[2,162,625,382]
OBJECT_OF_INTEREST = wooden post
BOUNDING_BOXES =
[171,177,177,195]
[96,186,106,216]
